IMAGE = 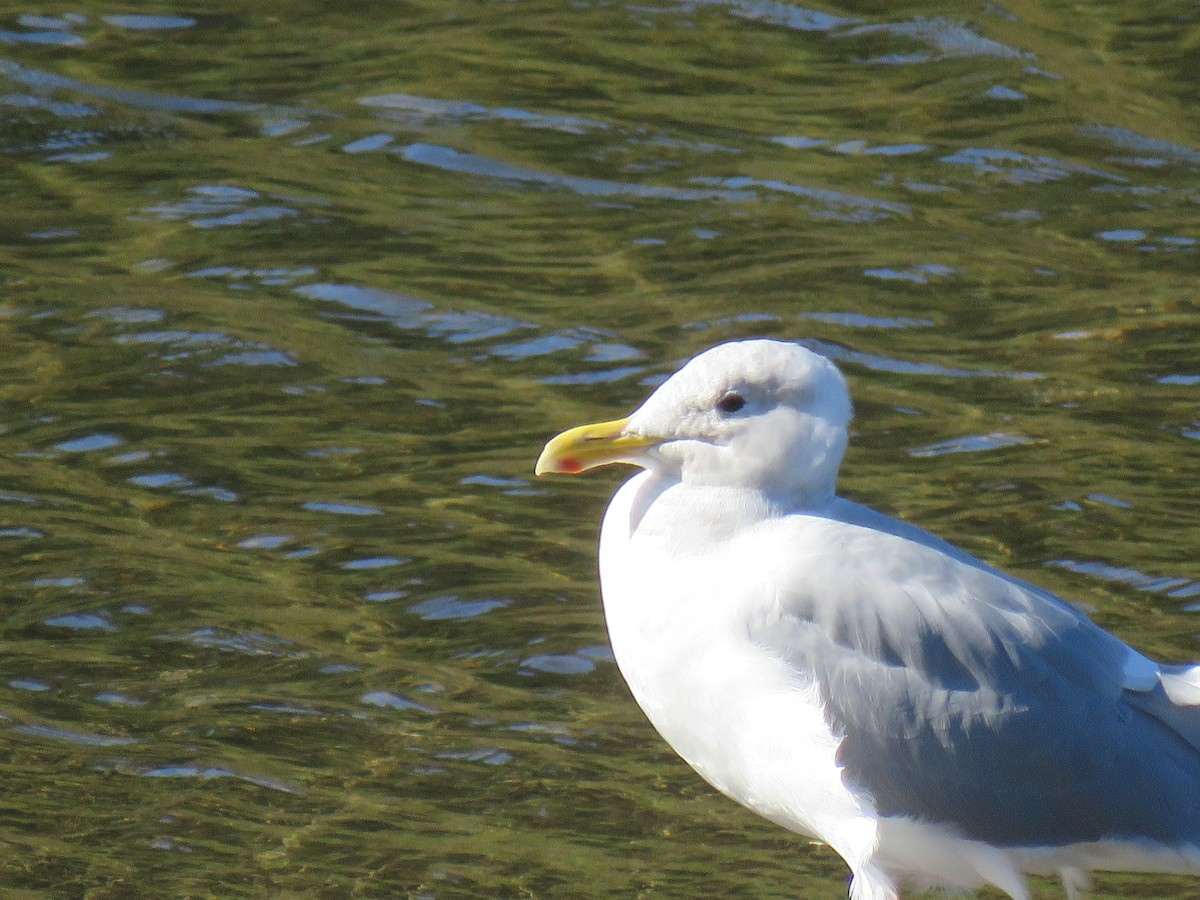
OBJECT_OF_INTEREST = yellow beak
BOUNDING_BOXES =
[534,417,661,475]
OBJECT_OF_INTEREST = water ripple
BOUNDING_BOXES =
[362,93,607,134]
[102,15,196,31]
[697,175,909,220]
[55,433,125,453]
[521,653,596,675]
[1082,125,1200,167]
[398,143,756,202]
[540,366,645,385]
[1047,559,1200,600]
[144,185,303,229]
[236,534,293,550]
[705,0,857,32]
[341,556,408,570]
[128,472,239,502]
[939,147,1124,185]
[295,282,534,345]
[112,324,291,370]
[407,596,509,621]
[802,311,934,329]
[864,264,956,284]
[842,15,1030,62]
[434,748,512,765]
[44,613,117,631]
[804,339,1043,380]
[361,691,438,713]
[909,433,1031,457]
[166,627,306,658]
[0,92,95,117]
[13,723,137,746]
[0,59,260,115]
[0,28,85,48]
[10,679,51,692]
[302,501,382,516]
[139,765,302,794]
[341,133,394,153]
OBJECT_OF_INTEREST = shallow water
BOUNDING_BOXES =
[1,2,1198,897]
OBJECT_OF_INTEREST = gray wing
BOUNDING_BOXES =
[754,509,1200,848]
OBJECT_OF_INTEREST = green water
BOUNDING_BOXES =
[0,2,1198,897]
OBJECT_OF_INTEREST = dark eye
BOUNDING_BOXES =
[716,392,746,414]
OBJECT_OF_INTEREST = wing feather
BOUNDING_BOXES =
[747,505,1200,848]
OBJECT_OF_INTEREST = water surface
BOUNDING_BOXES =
[1,2,1198,897]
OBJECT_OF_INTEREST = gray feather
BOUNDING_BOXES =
[752,506,1200,848]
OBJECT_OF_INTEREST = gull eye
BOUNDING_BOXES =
[716,392,746,414]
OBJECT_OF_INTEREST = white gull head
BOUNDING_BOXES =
[625,340,852,504]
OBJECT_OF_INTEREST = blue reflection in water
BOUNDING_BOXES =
[341,557,408,570]
[0,92,95,117]
[169,627,303,657]
[13,724,136,746]
[804,338,1043,380]
[408,596,509,620]
[362,92,607,135]
[909,433,1030,457]
[1048,559,1200,600]
[55,433,124,453]
[0,60,260,115]
[699,0,858,33]
[10,679,51,692]
[434,748,512,765]
[361,691,438,713]
[841,15,1030,61]
[0,28,85,47]
[237,534,293,550]
[398,143,757,202]
[139,765,302,794]
[44,613,116,631]
[939,147,1123,185]
[802,311,934,329]
[102,15,196,30]
[302,501,382,516]
[697,174,909,220]
[1081,125,1200,166]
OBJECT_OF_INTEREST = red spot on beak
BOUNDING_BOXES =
[559,457,582,474]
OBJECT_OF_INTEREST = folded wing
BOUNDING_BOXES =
[749,505,1200,849]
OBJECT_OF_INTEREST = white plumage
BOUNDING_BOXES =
[536,339,1200,899]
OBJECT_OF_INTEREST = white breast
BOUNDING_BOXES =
[597,471,882,871]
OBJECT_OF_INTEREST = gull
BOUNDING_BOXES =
[534,339,1200,900]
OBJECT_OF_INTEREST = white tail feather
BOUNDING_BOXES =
[849,864,899,900]
[1160,666,1200,705]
